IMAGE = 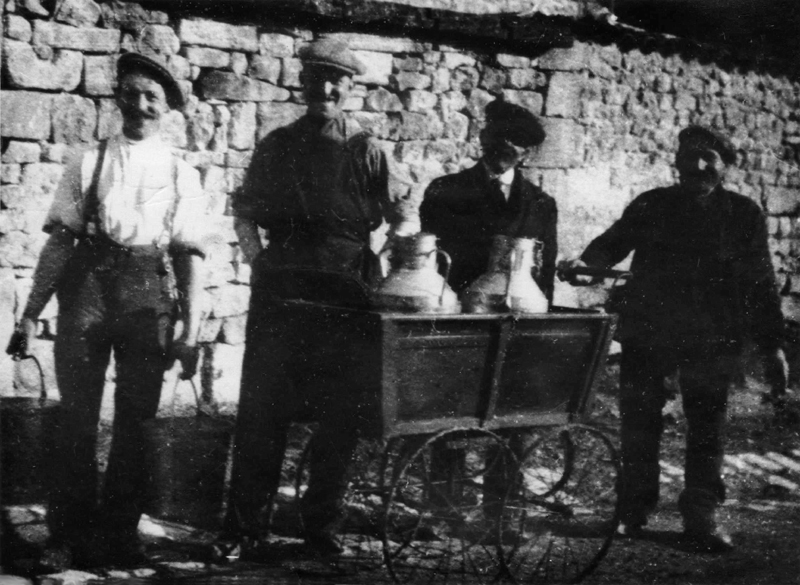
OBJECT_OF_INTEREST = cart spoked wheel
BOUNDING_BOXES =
[295,436,399,569]
[498,424,620,584]
[382,428,516,584]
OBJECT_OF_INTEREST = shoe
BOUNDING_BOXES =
[682,527,734,554]
[303,530,344,556]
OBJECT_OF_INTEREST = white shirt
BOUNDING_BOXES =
[46,135,208,252]
[483,162,516,201]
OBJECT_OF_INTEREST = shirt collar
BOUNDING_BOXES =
[482,161,516,186]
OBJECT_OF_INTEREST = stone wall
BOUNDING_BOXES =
[2,0,799,410]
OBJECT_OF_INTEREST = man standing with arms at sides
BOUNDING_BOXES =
[563,126,788,553]
[224,37,407,556]
[6,52,208,570]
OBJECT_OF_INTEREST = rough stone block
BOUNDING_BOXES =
[394,56,423,72]
[479,65,506,93]
[138,24,180,57]
[33,21,120,53]
[226,150,252,169]
[228,102,257,150]
[767,187,800,215]
[463,88,492,121]
[167,54,191,80]
[496,53,530,68]
[430,68,451,93]
[507,68,546,90]
[353,50,393,86]
[538,43,587,71]
[248,55,280,83]
[55,0,101,27]
[527,117,584,168]
[545,71,583,118]
[2,141,41,164]
[100,1,168,28]
[258,32,294,57]
[179,19,258,53]
[3,41,82,91]
[442,112,469,141]
[440,90,467,116]
[323,32,428,53]
[5,14,32,42]
[449,66,479,91]
[280,57,302,88]
[230,52,248,76]
[365,87,403,112]
[401,89,437,113]
[388,111,443,141]
[501,89,543,114]
[391,71,431,92]
[1,164,22,184]
[184,47,231,69]
[84,55,116,96]
[201,71,290,102]
[442,52,476,69]
[21,163,63,208]
[256,102,305,141]
[1,91,52,139]
[97,99,122,139]
[187,102,215,151]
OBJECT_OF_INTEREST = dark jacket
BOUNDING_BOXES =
[581,184,783,351]
[233,115,395,281]
[420,163,558,299]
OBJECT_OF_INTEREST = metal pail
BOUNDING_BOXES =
[143,380,234,530]
[1,356,60,505]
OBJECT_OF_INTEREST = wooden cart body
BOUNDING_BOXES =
[275,301,617,439]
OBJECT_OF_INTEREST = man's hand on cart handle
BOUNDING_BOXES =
[6,317,37,359]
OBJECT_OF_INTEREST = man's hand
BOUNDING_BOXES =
[172,340,200,380]
[762,347,789,400]
[556,258,597,286]
[6,317,37,359]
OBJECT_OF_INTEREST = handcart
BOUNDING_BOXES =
[279,295,620,585]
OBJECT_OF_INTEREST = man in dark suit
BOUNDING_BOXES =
[420,99,555,300]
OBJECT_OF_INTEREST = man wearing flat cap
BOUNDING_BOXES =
[563,125,787,552]
[225,37,405,555]
[420,98,556,515]
[421,98,556,299]
[6,52,208,569]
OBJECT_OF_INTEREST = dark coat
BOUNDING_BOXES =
[581,184,783,351]
[420,162,557,299]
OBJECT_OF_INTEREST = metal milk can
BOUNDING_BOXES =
[372,232,461,313]
[461,235,549,314]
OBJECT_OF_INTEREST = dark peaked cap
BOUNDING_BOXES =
[117,52,184,110]
[298,38,367,76]
[485,98,546,148]
[678,125,737,165]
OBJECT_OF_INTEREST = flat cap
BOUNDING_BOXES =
[298,38,366,77]
[485,98,546,148]
[678,125,736,165]
[117,52,184,110]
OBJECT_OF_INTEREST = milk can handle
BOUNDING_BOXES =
[435,250,452,306]
[505,249,517,310]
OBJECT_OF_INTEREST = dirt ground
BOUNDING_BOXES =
[3,361,800,585]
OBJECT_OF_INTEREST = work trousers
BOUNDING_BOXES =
[49,241,172,545]
[225,289,374,539]
[617,343,736,527]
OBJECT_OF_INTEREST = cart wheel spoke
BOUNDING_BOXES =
[383,429,513,584]
[499,424,620,584]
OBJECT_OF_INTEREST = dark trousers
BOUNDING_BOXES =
[618,343,735,527]
[49,243,172,545]
[225,292,371,539]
